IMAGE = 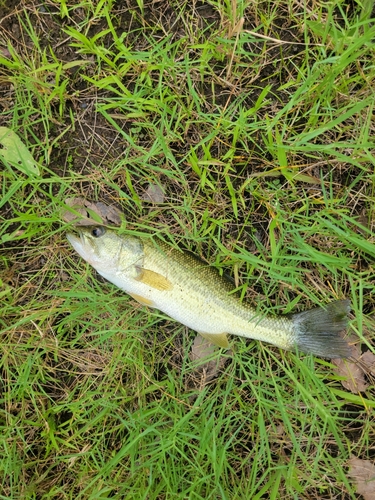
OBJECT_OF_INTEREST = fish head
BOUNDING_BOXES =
[67,226,143,274]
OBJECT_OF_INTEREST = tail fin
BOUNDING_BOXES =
[292,300,351,358]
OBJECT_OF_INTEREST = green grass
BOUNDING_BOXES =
[1,0,375,498]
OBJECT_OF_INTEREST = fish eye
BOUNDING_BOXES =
[91,227,106,238]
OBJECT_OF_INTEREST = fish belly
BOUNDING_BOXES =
[97,268,293,349]
[99,268,237,334]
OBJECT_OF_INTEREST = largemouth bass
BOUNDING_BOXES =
[67,226,350,358]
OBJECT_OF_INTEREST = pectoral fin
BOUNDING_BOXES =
[129,293,155,308]
[198,332,229,349]
[135,267,173,291]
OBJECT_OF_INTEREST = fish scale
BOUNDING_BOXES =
[67,226,350,358]
[141,240,296,348]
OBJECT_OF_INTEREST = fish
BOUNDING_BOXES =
[66,226,351,358]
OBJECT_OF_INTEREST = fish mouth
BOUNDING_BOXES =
[66,231,89,259]
[66,231,82,247]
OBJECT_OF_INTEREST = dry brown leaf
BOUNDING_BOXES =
[333,359,368,393]
[348,457,375,499]
[360,351,375,376]
[190,335,217,364]
[189,335,232,386]
[141,183,165,203]
[333,337,368,393]
[62,198,122,226]
[269,423,286,444]
[0,47,11,59]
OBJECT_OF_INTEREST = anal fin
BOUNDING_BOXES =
[129,293,155,308]
[198,332,229,349]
